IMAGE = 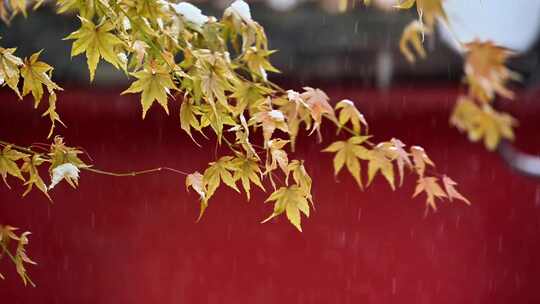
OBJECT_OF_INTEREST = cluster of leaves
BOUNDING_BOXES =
[2,0,468,232]
[389,0,518,150]
[0,46,63,137]
[0,225,36,286]
[450,41,518,150]
[0,136,88,200]
[0,0,474,286]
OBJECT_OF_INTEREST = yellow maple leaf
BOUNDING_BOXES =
[122,64,177,118]
[180,98,203,143]
[65,17,125,81]
[0,145,27,187]
[202,156,240,198]
[464,40,517,103]
[300,87,336,139]
[185,171,208,221]
[367,143,395,190]
[450,97,516,150]
[323,136,371,187]
[262,185,310,232]
[20,154,50,201]
[410,145,434,176]
[413,176,447,211]
[251,109,289,148]
[231,157,265,201]
[335,99,368,134]
[21,51,63,107]
[0,47,23,97]
[378,138,413,186]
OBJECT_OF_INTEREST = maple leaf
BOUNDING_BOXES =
[300,87,336,139]
[335,99,368,134]
[56,0,95,18]
[49,163,80,190]
[410,146,434,176]
[323,136,371,187]
[266,139,289,175]
[230,114,258,159]
[21,51,63,107]
[286,160,313,203]
[14,231,36,287]
[442,175,470,205]
[413,176,447,211]
[251,109,289,148]
[180,98,203,143]
[0,47,23,97]
[65,17,125,81]
[122,64,177,118]
[48,136,88,170]
[185,171,208,221]
[399,20,429,63]
[450,97,516,150]
[367,143,395,190]
[20,154,50,201]
[464,40,517,103]
[203,156,240,199]
[273,91,312,151]
[262,185,310,232]
[378,138,413,186]
[0,145,27,187]
[230,82,272,116]
[197,103,236,141]
[230,157,265,200]
[243,47,279,81]
[42,92,66,138]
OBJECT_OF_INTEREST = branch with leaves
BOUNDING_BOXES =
[0,0,475,286]
[389,0,519,150]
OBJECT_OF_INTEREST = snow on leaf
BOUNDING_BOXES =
[171,2,209,27]
[48,163,80,190]
[229,0,252,22]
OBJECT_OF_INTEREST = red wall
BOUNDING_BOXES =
[1,84,539,303]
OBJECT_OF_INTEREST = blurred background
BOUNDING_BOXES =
[3,0,540,87]
[1,0,540,303]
